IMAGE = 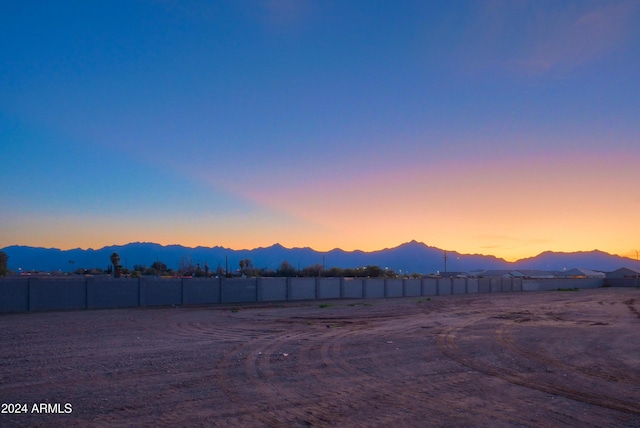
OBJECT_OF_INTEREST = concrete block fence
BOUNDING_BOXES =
[0,276,610,313]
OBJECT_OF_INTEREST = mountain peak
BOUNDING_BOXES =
[403,240,423,247]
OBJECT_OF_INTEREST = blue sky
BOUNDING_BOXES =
[1,0,639,260]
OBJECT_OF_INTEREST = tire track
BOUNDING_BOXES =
[215,328,335,426]
[624,299,640,319]
[496,320,637,384]
[437,318,640,417]
[309,314,541,426]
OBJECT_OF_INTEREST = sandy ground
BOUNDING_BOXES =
[1,288,640,427]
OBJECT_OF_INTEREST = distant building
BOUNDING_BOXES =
[439,271,473,278]
[509,270,556,279]
[557,268,605,279]
[606,267,640,279]
[479,269,556,279]
[478,270,513,278]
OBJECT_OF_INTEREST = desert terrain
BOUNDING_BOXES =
[1,288,639,427]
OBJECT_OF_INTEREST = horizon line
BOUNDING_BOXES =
[2,240,633,263]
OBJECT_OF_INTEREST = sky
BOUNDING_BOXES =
[1,0,639,262]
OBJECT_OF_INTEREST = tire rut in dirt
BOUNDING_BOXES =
[437,316,640,420]
[215,330,333,427]
[324,315,541,427]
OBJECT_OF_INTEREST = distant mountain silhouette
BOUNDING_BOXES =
[1,241,635,274]
[510,250,633,272]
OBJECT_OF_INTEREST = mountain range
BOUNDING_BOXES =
[2,241,637,274]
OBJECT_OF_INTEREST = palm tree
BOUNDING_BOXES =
[239,259,252,277]
[110,252,121,277]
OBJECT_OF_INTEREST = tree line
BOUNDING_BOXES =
[0,251,419,279]
[107,253,417,278]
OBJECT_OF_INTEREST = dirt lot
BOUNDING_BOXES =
[1,288,640,427]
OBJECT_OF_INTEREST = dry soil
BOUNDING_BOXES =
[1,288,640,427]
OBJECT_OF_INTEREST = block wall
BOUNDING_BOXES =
[140,278,182,306]
[604,278,639,288]
[403,279,422,297]
[466,278,479,294]
[288,277,316,300]
[0,278,29,312]
[221,278,257,303]
[317,278,341,299]
[88,277,139,309]
[385,279,403,297]
[183,278,220,305]
[342,279,363,298]
[364,278,385,299]
[452,278,466,295]
[437,278,452,295]
[522,278,604,292]
[0,276,611,313]
[257,277,287,301]
[422,278,438,296]
[29,278,87,311]
[478,279,491,293]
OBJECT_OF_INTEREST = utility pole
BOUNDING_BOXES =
[443,250,448,278]
[636,250,640,288]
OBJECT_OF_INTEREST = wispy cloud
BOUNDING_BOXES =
[512,0,640,74]
[459,0,640,76]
